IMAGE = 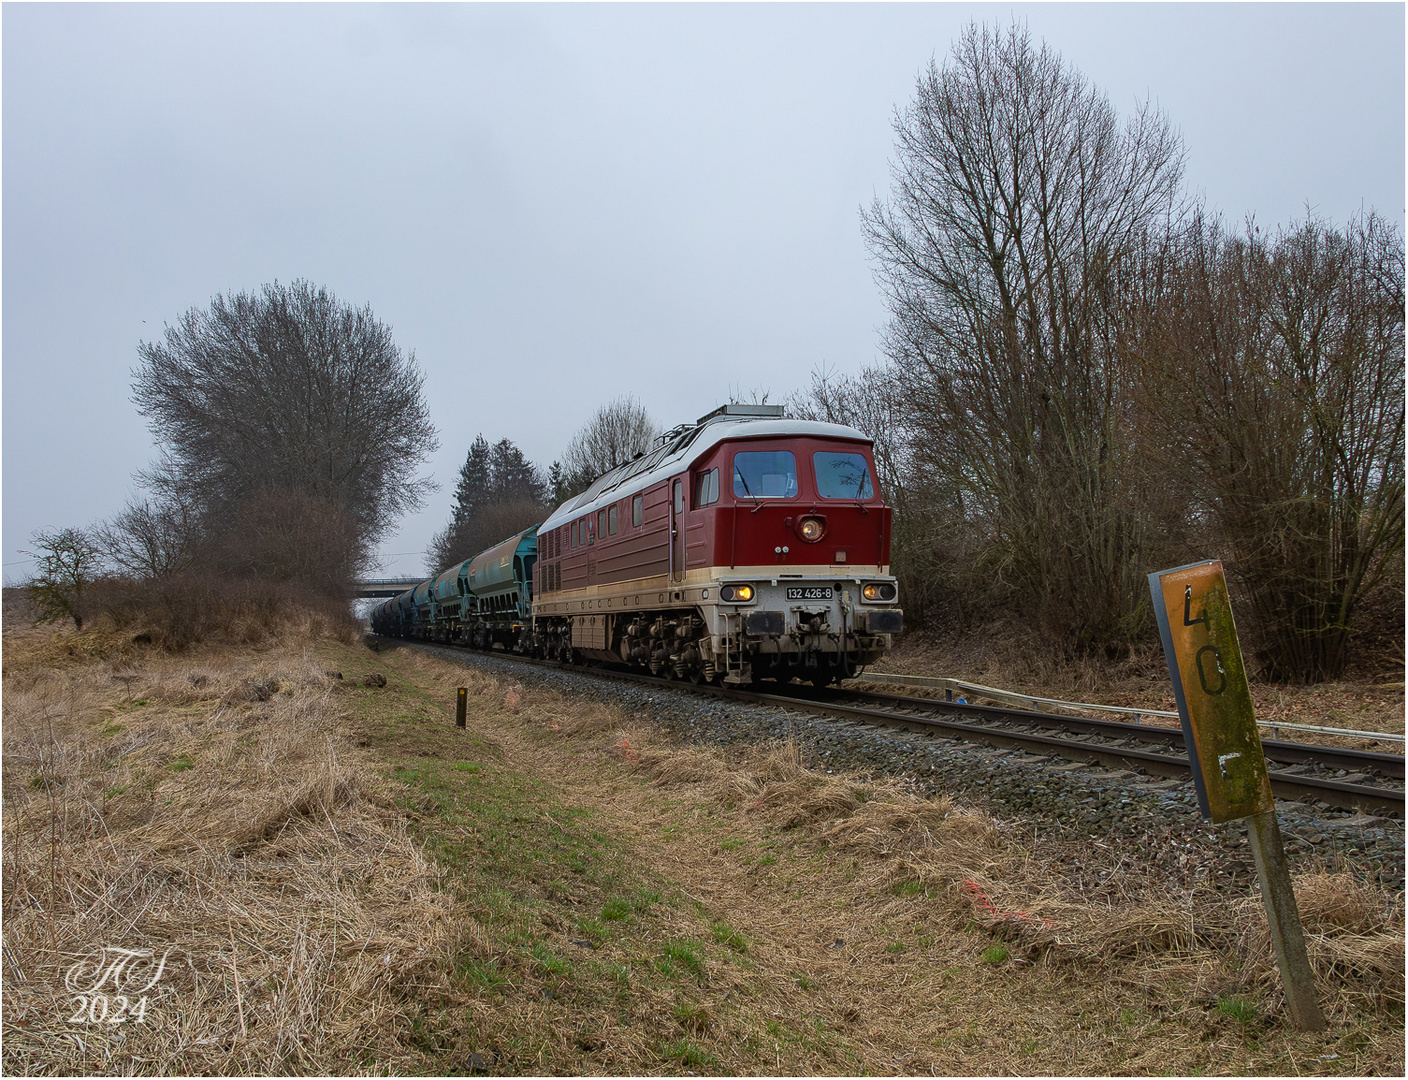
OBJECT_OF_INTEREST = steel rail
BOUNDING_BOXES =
[849,671,1406,744]
[814,687,1406,780]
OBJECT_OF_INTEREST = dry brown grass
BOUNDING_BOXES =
[628,730,1405,1010]
[482,669,1403,1073]
[6,624,1404,1075]
[2,624,466,1075]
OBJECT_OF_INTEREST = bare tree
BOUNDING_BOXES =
[131,280,439,580]
[560,396,659,493]
[863,21,1186,650]
[92,494,201,579]
[1140,211,1404,681]
[22,528,102,630]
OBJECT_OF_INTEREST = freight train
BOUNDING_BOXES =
[369,404,903,685]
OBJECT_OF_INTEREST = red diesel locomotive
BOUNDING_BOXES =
[531,403,903,685]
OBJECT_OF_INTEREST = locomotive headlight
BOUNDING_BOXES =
[720,584,755,603]
[797,516,825,542]
[862,581,898,602]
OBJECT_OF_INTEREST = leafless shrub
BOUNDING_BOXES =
[215,489,364,595]
[20,528,103,630]
[91,494,202,579]
[85,572,360,651]
[1135,211,1404,681]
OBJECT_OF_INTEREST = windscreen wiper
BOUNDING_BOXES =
[735,467,763,513]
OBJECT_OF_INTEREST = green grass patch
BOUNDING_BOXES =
[456,955,509,991]
[660,1037,719,1070]
[603,961,631,986]
[529,941,570,978]
[673,1001,710,1029]
[602,889,661,922]
[660,940,706,981]
[980,944,1010,965]
[710,920,748,953]
[1215,996,1259,1025]
[574,916,609,945]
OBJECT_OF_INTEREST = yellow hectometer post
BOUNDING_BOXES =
[1151,560,1273,823]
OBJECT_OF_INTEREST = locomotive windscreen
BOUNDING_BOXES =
[813,451,874,498]
[733,451,798,499]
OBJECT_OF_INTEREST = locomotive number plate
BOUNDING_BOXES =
[787,587,833,601]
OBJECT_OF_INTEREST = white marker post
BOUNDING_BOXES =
[1149,561,1325,1032]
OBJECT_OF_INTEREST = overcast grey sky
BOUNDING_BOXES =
[4,2,1403,581]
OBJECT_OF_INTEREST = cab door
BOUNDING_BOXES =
[670,478,685,584]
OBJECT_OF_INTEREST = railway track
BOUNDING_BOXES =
[765,683,1405,817]
[373,636,1405,817]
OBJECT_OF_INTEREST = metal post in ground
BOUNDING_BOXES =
[1245,810,1326,1030]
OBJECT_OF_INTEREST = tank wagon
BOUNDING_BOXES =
[370,404,904,685]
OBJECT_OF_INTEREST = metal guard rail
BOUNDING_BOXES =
[848,672,1406,745]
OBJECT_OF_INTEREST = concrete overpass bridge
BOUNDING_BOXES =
[352,576,422,599]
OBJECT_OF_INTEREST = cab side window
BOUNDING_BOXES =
[632,494,643,527]
[694,468,719,508]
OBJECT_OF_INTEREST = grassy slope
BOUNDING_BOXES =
[2,624,1402,1075]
